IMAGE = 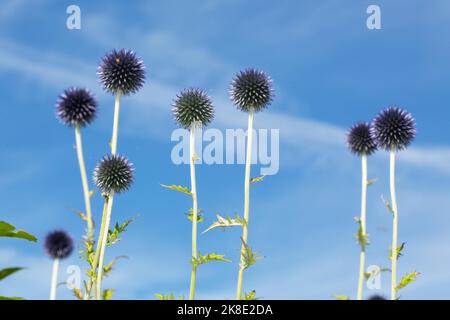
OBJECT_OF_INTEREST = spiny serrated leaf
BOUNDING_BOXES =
[250,175,266,184]
[396,271,420,292]
[202,214,246,234]
[103,256,128,276]
[242,290,260,300]
[0,267,24,281]
[102,289,114,300]
[107,217,136,246]
[0,221,37,242]
[192,253,231,268]
[186,208,204,223]
[240,239,263,270]
[334,295,350,300]
[160,184,192,196]
[390,242,406,260]
[354,217,369,250]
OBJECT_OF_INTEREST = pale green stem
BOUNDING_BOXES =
[357,154,368,300]
[189,126,198,300]
[49,258,59,300]
[390,149,398,300]
[236,111,254,300]
[75,125,94,243]
[96,194,114,300]
[85,201,108,300]
[93,91,121,300]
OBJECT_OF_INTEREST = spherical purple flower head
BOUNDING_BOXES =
[371,107,416,151]
[44,230,74,260]
[230,69,274,113]
[97,49,145,95]
[172,88,214,129]
[56,87,98,127]
[347,122,377,156]
[367,294,387,300]
[93,154,134,194]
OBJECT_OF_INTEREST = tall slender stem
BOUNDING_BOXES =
[390,149,398,300]
[94,91,121,300]
[96,195,114,300]
[111,92,122,155]
[75,125,94,242]
[236,111,254,300]
[189,126,198,300]
[49,258,59,300]
[357,155,368,300]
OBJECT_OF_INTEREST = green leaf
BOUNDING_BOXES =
[155,293,184,300]
[0,221,37,242]
[250,175,266,184]
[354,217,369,250]
[160,184,192,196]
[396,271,420,292]
[390,242,406,260]
[72,287,83,300]
[240,239,263,270]
[103,256,128,277]
[107,218,136,246]
[364,267,390,280]
[202,214,246,234]
[0,296,25,300]
[334,295,350,300]
[0,267,24,281]
[192,253,231,268]
[242,290,259,300]
[102,289,114,300]
[186,208,204,223]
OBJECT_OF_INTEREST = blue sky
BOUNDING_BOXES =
[1,0,450,300]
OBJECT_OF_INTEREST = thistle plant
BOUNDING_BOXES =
[56,87,98,243]
[371,107,416,300]
[171,88,214,300]
[347,122,377,300]
[230,69,273,300]
[93,49,145,300]
[93,154,134,299]
[44,230,73,300]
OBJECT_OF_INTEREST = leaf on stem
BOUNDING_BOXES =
[354,217,369,250]
[389,242,406,260]
[0,221,37,242]
[396,271,420,292]
[160,184,192,196]
[191,253,231,268]
[381,196,394,215]
[202,214,246,234]
[102,289,114,300]
[103,256,128,277]
[155,293,184,300]
[364,266,390,280]
[241,239,263,270]
[72,287,83,300]
[186,208,204,223]
[0,267,24,281]
[250,175,266,184]
[107,217,136,246]
[0,296,25,300]
[243,290,260,300]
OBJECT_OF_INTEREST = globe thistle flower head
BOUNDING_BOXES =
[347,122,377,156]
[172,88,214,129]
[367,294,387,300]
[230,68,274,113]
[371,107,416,151]
[94,154,134,194]
[44,230,74,260]
[56,87,98,127]
[97,49,145,95]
